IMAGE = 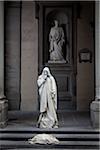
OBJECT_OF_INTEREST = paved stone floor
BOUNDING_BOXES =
[0,111,99,150]
[4,111,93,130]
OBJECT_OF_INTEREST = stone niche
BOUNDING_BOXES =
[38,2,77,110]
[44,8,72,64]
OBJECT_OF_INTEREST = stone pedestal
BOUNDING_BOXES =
[90,100,100,128]
[0,97,8,128]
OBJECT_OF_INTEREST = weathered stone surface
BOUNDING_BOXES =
[90,100,100,128]
[21,2,38,111]
[0,99,8,128]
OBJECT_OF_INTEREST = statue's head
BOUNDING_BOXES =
[42,67,51,77]
[43,70,48,76]
[54,20,59,27]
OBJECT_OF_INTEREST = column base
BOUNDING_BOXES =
[0,98,8,128]
[90,100,100,128]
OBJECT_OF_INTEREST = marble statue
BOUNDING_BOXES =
[49,20,65,62]
[28,133,60,145]
[37,67,58,128]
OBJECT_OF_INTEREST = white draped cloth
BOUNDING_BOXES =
[28,134,60,145]
[37,67,58,128]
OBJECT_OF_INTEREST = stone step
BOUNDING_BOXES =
[0,140,99,149]
[0,127,99,133]
[6,149,99,150]
[1,133,99,141]
[1,127,99,149]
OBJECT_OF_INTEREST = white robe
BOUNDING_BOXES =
[37,67,58,128]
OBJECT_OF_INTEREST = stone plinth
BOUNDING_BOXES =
[0,98,8,128]
[90,100,100,128]
[48,60,66,64]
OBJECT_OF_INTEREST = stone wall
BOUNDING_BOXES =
[21,2,38,111]
[4,1,94,111]
[0,1,4,98]
[20,2,94,111]
[77,2,94,111]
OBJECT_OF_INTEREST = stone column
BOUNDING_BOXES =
[90,1,100,128]
[0,1,8,128]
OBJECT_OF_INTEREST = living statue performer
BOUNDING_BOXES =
[49,20,65,62]
[37,67,58,128]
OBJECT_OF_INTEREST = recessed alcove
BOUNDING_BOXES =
[38,2,77,110]
[44,8,72,64]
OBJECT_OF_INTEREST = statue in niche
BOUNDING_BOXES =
[48,20,66,63]
[37,67,58,128]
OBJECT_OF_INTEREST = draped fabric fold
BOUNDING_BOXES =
[37,67,58,128]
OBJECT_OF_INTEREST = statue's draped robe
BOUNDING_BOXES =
[49,26,65,61]
[37,68,58,128]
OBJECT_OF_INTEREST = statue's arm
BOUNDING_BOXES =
[55,27,64,44]
[51,77,57,109]
[61,28,65,42]
[49,28,52,41]
[57,28,65,46]
[37,77,46,88]
[49,28,55,42]
[49,32,52,42]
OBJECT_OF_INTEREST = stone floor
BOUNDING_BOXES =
[0,111,99,150]
[4,111,93,130]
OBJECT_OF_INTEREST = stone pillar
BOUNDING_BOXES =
[21,2,38,111]
[90,1,100,128]
[0,1,8,128]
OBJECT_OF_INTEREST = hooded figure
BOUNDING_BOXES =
[37,67,58,128]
